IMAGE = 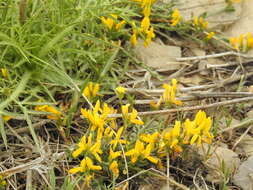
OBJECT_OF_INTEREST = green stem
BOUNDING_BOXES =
[0,71,31,111]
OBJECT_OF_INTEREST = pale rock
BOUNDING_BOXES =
[199,145,240,183]
[233,155,253,190]
[162,0,242,29]
[235,134,253,156]
[133,40,183,70]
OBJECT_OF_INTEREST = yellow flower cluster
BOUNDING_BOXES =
[35,104,62,120]
[170,8,181,26]
[193,16,208,30]
[122,104,144,125]
[206,32,215,40]
[83,82,100,100]
[115,86,126,94]
[70,88,144,185]
[101,14,126,30]
[229,33,253,51]
[182,110,213,145]
[150,79,182,109]
[125,110,212,164]
[126,111,213,164]
[130,0,156,47]
[69,83,213,187]
[126,133,159,164]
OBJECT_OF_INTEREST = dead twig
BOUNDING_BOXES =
[129,92,253,105]
[176,51,253,62]
[108,96,253,118]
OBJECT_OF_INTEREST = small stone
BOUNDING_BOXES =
[199,145,240,183]
[233,156,253,190]
[133,40,183,70]
[235,134,253,156]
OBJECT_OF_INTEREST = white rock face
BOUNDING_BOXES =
[233,156,253,190]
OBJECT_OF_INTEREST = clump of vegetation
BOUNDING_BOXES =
[67,79,213,188]
[0,0,251,189]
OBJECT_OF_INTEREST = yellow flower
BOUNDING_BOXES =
[170,8,181,26]
[121,104,130,119]
[101,14,125,30]
[0,175,6,186]
[83,82,100,100]
[144,27,155,47]
[238,34,244,48]
[139,132,159,148]
[206,32,215,40]
[110,127,128,149]
[229,37,239,50]
[90,140,103,162]
[125,140,158,164]
[131,0,156,7]
[101,15,115,30]
[246,33,253,49]
[116,20,126,30]
[81,100,116,131]
[69,156,102,174]
[193,16,208,29]
[116,86,126,94]
[72,134,92,158]
[72,134,102,162]
[162,121,181,149]
[130,30,138,46]
[150,97,162,109]
[35,105,62,120]
[1,68,8,79]
[141,16,150,32]
[162,79,182,106]
[109,147,122,161]
[85,174,93,187]
[121,104,144,125]
[130,108,144,125]
[143,5,151,17]
[182,110,213,145]
[109,160,119,178]
[3,115,12,121]
[141,0,156,8]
